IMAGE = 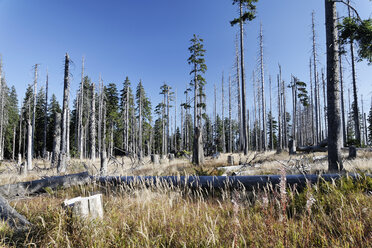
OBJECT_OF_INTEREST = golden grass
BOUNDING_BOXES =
[1,175,371,247]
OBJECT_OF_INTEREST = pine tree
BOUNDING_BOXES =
[120,77,134,154]
[136,81,152,159]
[4,86,18,159]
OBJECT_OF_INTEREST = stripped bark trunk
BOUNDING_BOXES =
[277,74,282,152]
[100,101,107,175]
[90,83,96,161]
[228,75,232,153]
[51,112,61,167]
[260,23,267,151]
[57,53,70,173]
[312,11,320,144]
[32,65,37,159]
[325,0,343,171]
[43,71,48,158]
[221,72,225,153]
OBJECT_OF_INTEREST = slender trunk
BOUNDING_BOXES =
[174,89,177,152]
[236,43,242,152]
[253,72,258,150]
[322,70,328,138]
[277,74,282,152]
[12,126,16,160]
[32,64,37,159]
[100,101,107,175]
[221,72,225,153]
[98,78,102,159]
[310,58,315,145]
[138,89,143,160]
[312,11,320,144]
[79,57,84,159]
[90,83,96,161]
[290,76,297,154]
[269,76,273,150]
[325,0,343,171]
[18,105,23,159]
[339,49,347,146]
[43,71,48,158]
[260,23,267,151]
[57,53,70,173]
[239,2,248,155]
[27,102,32,170]
[228,75,232,153]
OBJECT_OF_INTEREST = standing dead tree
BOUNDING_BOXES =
[90,83,96,162]
[57,53,70,174]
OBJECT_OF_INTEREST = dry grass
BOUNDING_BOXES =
[0,174,371,247]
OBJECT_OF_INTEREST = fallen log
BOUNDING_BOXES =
[95,174,368,190]
[0,194,31,229]
[297,146,327,153]
[0,171,91,199]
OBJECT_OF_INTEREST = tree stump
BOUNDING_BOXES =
[348,146,357,159]
[289,139,296,155]
[168,153,175,161]
[227,155,234,166]
[151,154,160,165]
[19,163,27,176]
[63,194,103,220]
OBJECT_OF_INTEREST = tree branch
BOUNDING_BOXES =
[333,0,362,22]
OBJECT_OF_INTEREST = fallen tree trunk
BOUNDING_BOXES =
[0,171,91,199]
[297,146,328,153]
[0,194,31,229]
[95,174,367,190]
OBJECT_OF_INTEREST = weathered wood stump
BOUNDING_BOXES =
[160,155,168,164]
[169,153,175,161]
[19,162,27,176]
[151,154,160,165]
[227,155,234,166]
[63,194,103,220]
[348,146,357,159]
[289,139,296,155]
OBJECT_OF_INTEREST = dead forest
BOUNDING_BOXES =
[0,0,371,247]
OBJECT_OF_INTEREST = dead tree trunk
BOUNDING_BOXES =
[312,11,320,144]
[260,23,267,151]
[235,40,243,152]
[325,0,343,171]
[43,71,48,158]
[138,88,143,161]
[100,100,107,175]
[269,76,273,150]
[277,74,282,152]
[221,72,225,153]
[51,112,61,167]
[339,49,347,146]
[0,194,31,229]
[228,75,232,153]
[57,53,70,174]
[90,83,96,162]
[27,101,32,170]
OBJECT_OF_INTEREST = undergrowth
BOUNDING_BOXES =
[0,175,371,247]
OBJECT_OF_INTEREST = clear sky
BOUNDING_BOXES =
[0,0,371,124]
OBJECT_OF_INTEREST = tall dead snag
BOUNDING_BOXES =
[325,0,343,171]
[221,72,226,153]
[32,64,38,159]
[290,76,297,154]
[312,11,320,144]
[90,83,96,162]
[43,70,48,158]
[51,112,61,167]
[259,23,267,151]
[277,74,282,152]
[27,100,32,170]
[100,100,107,175]
[57,53,70,174]
[235,40,243,152]
[269,76,273,150]
[78,57,84,159]
[228,75,232,153]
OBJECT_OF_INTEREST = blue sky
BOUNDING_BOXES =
[0,0,371,124]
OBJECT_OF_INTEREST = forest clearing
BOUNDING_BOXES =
[1,0,372,247]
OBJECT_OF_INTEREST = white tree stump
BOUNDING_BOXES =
[63,194,103,220]
[151,154,159,164]
[168,153,175,161]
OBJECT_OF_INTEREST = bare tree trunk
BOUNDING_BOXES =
[277,74,282,152]
[213,84,217,152]
[52,112,61,167]
[12,126,16,160]
[18,104,23,160]
[312,11,320,144]
[31,64,37,159]
[43,71,48,158]
[98,78,102,159]
[100,101,107,175]
[339,49,347,146]
[228,75,232,153]
[290,76,297,154]
[27,103,32,170]
[310,58,315,145]
[325,0,343,171]
[239,2,248,155]
[138,88,143,161]
[221,72,225,153]
[57,53,70,173]
[174,89,177,152]
[192,63,204,165]
[90,83,96,161]
[235,40,243,152]
[322,70,328,138]
[260,23,267,151]
[269,76,273,150]
[253,72,258,150]
[78,57,85,160]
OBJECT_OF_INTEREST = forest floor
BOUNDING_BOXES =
[0,151,371,247]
